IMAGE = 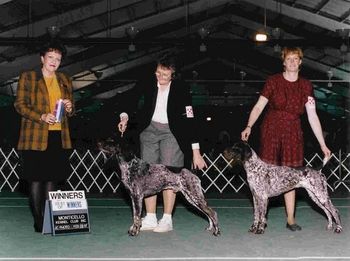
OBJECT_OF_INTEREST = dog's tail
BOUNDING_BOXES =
[314,156,331,171]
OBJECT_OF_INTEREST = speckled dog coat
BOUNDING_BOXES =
[224,142,342,234]
[118,158,220,236]
[98,140,220,236]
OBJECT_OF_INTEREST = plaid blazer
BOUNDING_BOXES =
[14,69,74,151]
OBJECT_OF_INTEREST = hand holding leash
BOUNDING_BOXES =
[118,113,129,137]
[241,126,251,141]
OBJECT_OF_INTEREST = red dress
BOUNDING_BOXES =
[260,74,313,167]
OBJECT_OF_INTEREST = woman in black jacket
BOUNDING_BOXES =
[117,56,206,233]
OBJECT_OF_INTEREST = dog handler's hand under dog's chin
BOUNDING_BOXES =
[117,120,128,137]
[241,127,251,141]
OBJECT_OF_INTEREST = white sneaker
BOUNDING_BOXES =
[153,218,173,233]
[140,216,157,231]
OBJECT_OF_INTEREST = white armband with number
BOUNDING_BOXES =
[306,96,316,109]
[185,106,194,118]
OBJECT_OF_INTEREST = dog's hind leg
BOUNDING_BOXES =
[317,178,342,233]
[304,188,333,228]
[304,184,342,233]
[324,200,342,233]
[323,198,342,233]
[179,170,220,236]
[181,189,220,236]
[128,195,143,236]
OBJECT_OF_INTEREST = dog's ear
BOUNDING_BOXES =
[223,147,234,163]
[242,142,252,161]
[102,155,119,172]
[230,141,252,162]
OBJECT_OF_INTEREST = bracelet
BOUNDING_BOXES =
[246,125,251,129]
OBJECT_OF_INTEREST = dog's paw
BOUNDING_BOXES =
[249,223,265,234]
[128,225,140,236]
[334,226,342,233]
[248,225,258,233]
[326,223,333,230]
[205,225,220,236]
[128,229,140,236]
[255,228,265,234]
[212,227,221,236]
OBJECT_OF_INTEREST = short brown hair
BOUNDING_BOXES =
[281,47,303,61]
[39,40,67,58]
[157,55,177,72]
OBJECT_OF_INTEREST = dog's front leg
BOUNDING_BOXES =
[128,195,143,236]
[248,193,260,233]
[249,193,267,234]
[256,197,268,234]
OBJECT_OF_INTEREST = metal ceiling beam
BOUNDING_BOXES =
[0,36,345,47]
[314,0,330,14]
[0,0,12,5]
[340,8,350,23]
[0,0,235,89]
[0,0,143,38]
[241,0,350,32]
[217,58,268,79]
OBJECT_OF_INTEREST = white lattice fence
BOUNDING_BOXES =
[0,148,349,194]
[68,150,122,193]
[0,148,20,192]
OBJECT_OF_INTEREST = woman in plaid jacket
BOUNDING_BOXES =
[14,41,74,233]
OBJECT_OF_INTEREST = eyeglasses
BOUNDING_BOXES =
[155,71,172,79]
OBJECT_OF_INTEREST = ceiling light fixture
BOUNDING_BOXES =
[93,70,103,79]
[336,28,350,39]
[271,27,282,39]
[255,30,268,42]
[47,25,60,38]
[198,26,210,52]
[125,26,139,52]
[128,44,136,52]
[240,70,246,87]
[327,70,333,88]
[274,43,282,53]
[255,0,268,42]
[340,43,348,54]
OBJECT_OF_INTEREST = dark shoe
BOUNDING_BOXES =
[33,223,42,233]
[33,219,43,233]
[286,223,302,231]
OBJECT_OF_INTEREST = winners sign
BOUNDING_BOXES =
[43,190,90,235]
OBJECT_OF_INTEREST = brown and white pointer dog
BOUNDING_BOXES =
[98,138,220,236]
[224,142,342,234]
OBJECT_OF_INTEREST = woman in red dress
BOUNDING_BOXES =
[241,47,331,231]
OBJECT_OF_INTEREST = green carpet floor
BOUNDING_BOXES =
[0,194,348,261]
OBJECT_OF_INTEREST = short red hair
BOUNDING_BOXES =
[281,47,303,61]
